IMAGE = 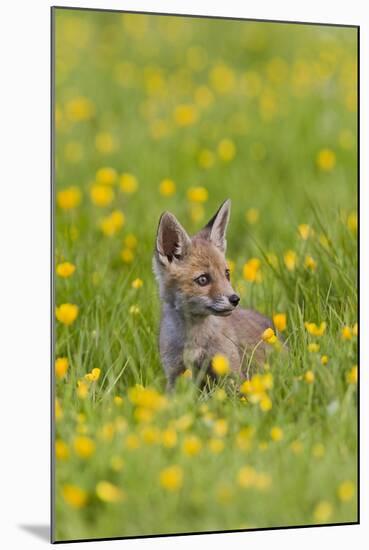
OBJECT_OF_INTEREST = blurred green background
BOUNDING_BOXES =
[54,8,357,542]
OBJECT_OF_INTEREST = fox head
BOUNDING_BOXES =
[153,199,240,317]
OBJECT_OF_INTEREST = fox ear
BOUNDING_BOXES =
[156,212,191,264]
[198,199,231,253]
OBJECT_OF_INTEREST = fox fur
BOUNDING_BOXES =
[153,199,274,390]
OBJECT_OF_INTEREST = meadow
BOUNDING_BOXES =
[53,9,358,542]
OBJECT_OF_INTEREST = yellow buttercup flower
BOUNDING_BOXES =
[182,435,202,456]
[159,178,176,197]
[273,313,287,332]
[304,322,327,336]
[254,472,272,491]
[213,419,228,437]
[270,426,284,441]
[298,224,311,240]
[85,368,101,382]
[198,149,215,169]
[337,481,355,502]
[245,208,259,224]
[65,96,95,122]
[161,428,178,448]
[57,187,82,210]
[55,357,69,379]
[313,500,333,523]
[194,85,214,108]
[62,484,88,508]
[209,64,235,94]
[124,233,138,249]
[55,439,70,460]
[98,430,115,449]
[55,398,63,421]
[283,250,297,271]
[320,355,329,365]
[121,248,135,263]
[217,139,236,162]
[240,373,273,399]
[237,465,257,488]
[140,425,160,445]
[113,396,123,407]
[96,481,125,503]
[181,368,192,379]
[308,343,320,353]
[159,465,183,491]
[208,438,225,454]
[304,370,315,384]
[110,456,124,472]
[120,173,138,194]
[290,440,303,455]
[173,104,198,127]
[187,186,208,203]
[125,433,140,450]
[56,262,76,278]
[342,326,353,340]
[346,365,357,385]
[96,167,117,185]
[132,278,143,289]
[211,354,230,376]
[259,89,278,121]
[347,211,357,234]
[312,443,325,458]
[317,148,336,172]
[100,210,125,236]
[262,328,277,344]
[235,426,255,451]
[76,413,86,424]
[304,255,317,271]
[129,305,140,315]
[115,416,127,433]
[259,395,272,412]
[243,258,262,283]
[95,132,117,154]
[90,184,114,207]
[76,380,89,399]
[128,385,167,411]
[55,304,79,326]
[73,436,96,459]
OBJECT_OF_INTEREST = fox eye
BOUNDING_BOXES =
[225,268,230,281]
[195,274,210,286]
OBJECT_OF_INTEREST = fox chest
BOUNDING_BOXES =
[183,332,240,373]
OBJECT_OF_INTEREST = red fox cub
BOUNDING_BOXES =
[153,199,274,390]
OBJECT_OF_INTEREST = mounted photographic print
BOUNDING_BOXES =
[52,6,359,543]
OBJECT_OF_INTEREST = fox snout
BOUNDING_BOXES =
[208,290,239,316]
[228,293,240,306]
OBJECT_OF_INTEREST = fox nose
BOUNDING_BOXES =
[228,294,240,307]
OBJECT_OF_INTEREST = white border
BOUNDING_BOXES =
[0,1,366,548]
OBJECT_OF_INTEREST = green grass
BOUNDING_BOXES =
[54,9,358,542]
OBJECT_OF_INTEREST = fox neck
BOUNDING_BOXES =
[162,299,218,336]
